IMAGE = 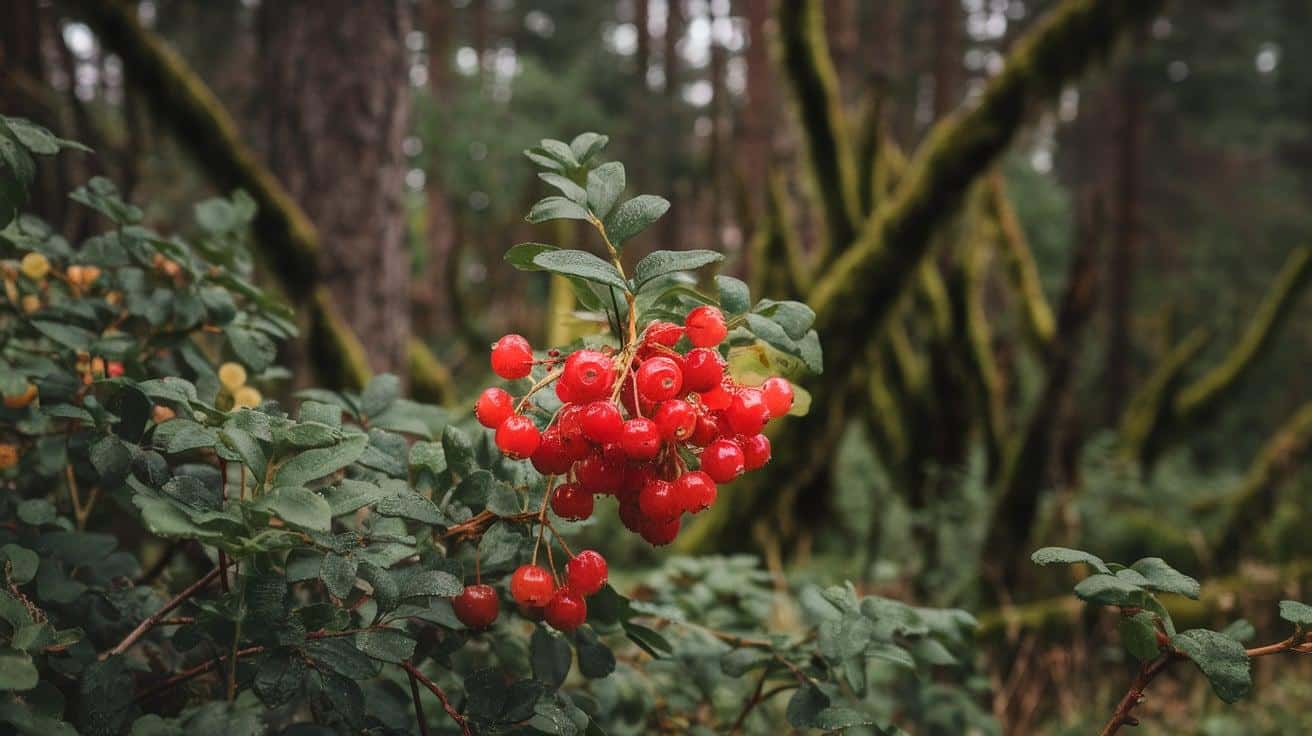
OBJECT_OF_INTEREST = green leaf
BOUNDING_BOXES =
[531,627,572,689]
[0,649,38,692]
[360,373,400,418]
[31,320,95,351]
[569,132,609,164]
[374,491,444,525]
[320,553,358,599]
[1030,547,1112,573]
[539,173,587,204]
[0,545,38,585]
[527,196,591,224]
[226,326,276,372]
[398,569,462,599]
[1278,600,1312,627]
[573,628,616,679]
[716,275,751,315]
[90,435,133,489]
[754,299,816,340]
[744,313,798,354]
[631,250,723,291]
[531,249,628,292]
[538,139,578,167]
[785,684,829,728]
[585,162,625,219]
[441,426,475,476]
[1171,629,1252,703]
[304,638,379,679]
[263,486,332,532]
[323,479,386,516]
[506,242,559,271]
[602,194,669,247]
[720,648,774,677]
[1130,558,1200,599]
[621,621,671,659]
[355,628,415,664]
[1119,612,1163,661]
[273,433,367,486]
[356,562,399,613]
[1073,573,1143,607]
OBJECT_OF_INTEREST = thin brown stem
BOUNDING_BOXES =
[401,661,472,736]
[408,666,432,736]
[729,667,770,733]
[105,565,222,658]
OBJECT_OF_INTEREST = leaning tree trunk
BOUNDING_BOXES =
[257,0,412,379]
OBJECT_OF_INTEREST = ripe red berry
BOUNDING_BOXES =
[580,400,624,444]
[726,388,770,436]
[636,356,683,402]
[689,413,721,447]
[741,434,772,470]
[491,334,533,379]
[531,429,573,474]
[575,451,623,495]
[700,383,733,411]
[550,482,594,520]
[475,387,515,428]
[620,464,653,504]
[653,399,697,442]
[555,377,578,403]
[561,350,615,402]
[760,377,795,417]
[544,589,588,631]
[566,550,608,596]
[619,418,661,460]
[645,321,684,346]
[106,361,125,378]
[682,348,724,392]
[618,499,646,533]
[640,515,681,546]
[496,415,541,459]
[639,479,680,521]
[452,584,500,629]
[685,306,728,347]
[701,439,745,483]
[510,564,555,607]
[674,470,717,513]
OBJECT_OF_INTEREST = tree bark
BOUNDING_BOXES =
[1104,68,1140,423]
[257,0,412,379]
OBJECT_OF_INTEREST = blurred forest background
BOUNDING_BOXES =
[4,0,1312,732]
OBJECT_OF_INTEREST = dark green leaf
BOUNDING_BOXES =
[273,433,367,486]
[539,173,587,204]
[632,250,723,291]
[506,242,559,271]
[263,486,332,532]
[1073,573,1143,607]
[531,249,627,292]
[527,196,591,224]
[360,373,400,418]
[1171,629,1252,703]
[531,627,572,689]
[1131,558,1200,599]
[320,553,357,599]
[716,275,751,315]
[355,628,415,664]
[1119,612,1163,661]
[1031,547,1112,573]
[586,162,624,219]
[1279,600,1312,627]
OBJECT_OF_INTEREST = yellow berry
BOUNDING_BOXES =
[66,265,84,286]
[90,357,106,377]
[81,265,101,286]
[20,252,50,281]
[20,295,40,314]
[3,384,37,409]
[0,444,18,470]
[218,362,248,390]
[232,386,262,409]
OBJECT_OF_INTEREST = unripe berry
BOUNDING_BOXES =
[152,405,176,423]
[619,418,661,460]
[653,399,697,442]
[644,321,684,346]
[531,429,573,475]
[106,361,125,378]
[640,515,681,546]
[682,348,725,392]
[476,387,515,428]
[566,550,608,596]
[761,377,795,417]
[550,482,594,521]
[561,350,615,402]
[510,564,555,607]
[491,334,534,380]
[685,306,727,347]
[638,479,680,521]
[741,434,772,470]
[80,265,102,286]
[726,388,770,436]
[452,584,500,629]
[218,362,247,391]
[0,443,19,470]
[232,386,262,409]
[20,295,40,314]
[3,383,37,409]
[19,252,49,281]
[636,356,683,402]
[495,415,541,459]
[701,439,745,483]
[674,470,717,513]
[580,400,624,444]
[544,589,587,631]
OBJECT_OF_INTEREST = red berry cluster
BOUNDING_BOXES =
[451,551,607,632]
[478,305,794,545]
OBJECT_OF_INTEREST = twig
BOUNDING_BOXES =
[401,661,472,736]
[105,565,222,658]
[134,645,263,702]
[407,666,431,736]
[729,667,770,733]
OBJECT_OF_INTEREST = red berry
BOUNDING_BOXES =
[741,434,772,470]
[619,418,661,460]
[726,388,770,436]
[685,306,727,347]
[653,399,697,442]
[555,377,578,403]
[645,321,684,346]
[476,387,515,429]
[544,588,587,631]
[580,400,624,444]
[636,356,683,402]
[106,361,125,378]
[550,482,594,520]
[689,413,721,447]
[496,415,541,459]
[510,564,555,607]
[566,550,608,596]
[561,350,615,402]
[452,584,500,629]
[639,479,680,521]
[531,429,573,474]
[640,515,681,546]
[618,500,646,532]
[575,451,623,495]
[674,470,717,513]
[619,464,653,504]
[761,377,795,417]
[682,348,724,392]
[700,383,733,411]
[701,439,745,483]
[491,334,533,379]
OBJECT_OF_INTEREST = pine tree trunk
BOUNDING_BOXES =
[256,0,413,378]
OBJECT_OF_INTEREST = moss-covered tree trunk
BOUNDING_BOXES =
[257,0,413,380]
